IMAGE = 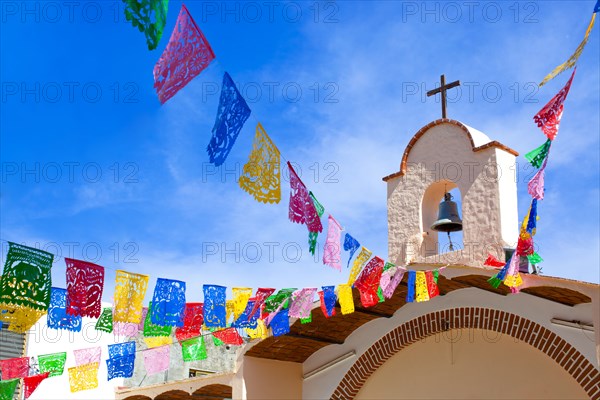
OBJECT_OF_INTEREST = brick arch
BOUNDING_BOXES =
[382,118,519,181]
[331,307,600,400]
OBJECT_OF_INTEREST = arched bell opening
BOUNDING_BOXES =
[421,180,463,256]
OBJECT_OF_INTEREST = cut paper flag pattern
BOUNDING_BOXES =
[65,258,104,318]
[106,342,136,380]
[68,362,99,393]
[23,372,50,399]
[38,352,67,378]
[143,345,170,375]
[73,347,101,366]
[239,123,281,204]
[207,72,252,166]
[150,278,186,327]
[323,215,343,271]
[534,69,576,141]
[153,4,215,103]
[539,14,596,86]
[308,192,325,255]
[113,270,149,324]
[203,284,227,328]
[123,0,169,50]
[343,233,360,268]
[175,302,203,341]
[0,242,53,332]
[287,162,323,233]
[354,256,385,307]
[47,287,82,332]
[95,307,113,333]
[0,357,29,380]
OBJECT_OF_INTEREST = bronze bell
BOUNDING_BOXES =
[431,192,463,233]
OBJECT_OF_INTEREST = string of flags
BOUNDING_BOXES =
[486,2,598,291]
[0,240,443,397]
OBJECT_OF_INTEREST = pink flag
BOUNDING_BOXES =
[323,215,343,271]
[380,266,405,299]
[288,162,323,233]
[534,69,576,141]
[153,5,216,104]
[73,347,101,366]
[528,157,548,200]
[288,288,317,319]
[143,346,170,375]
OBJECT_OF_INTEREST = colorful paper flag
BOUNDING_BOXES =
[323,215,343,271]
[0,357,29,379]
[123,0,169,50]
[484,254,506,268]
[535,69,576,140]
[406,270,416,303]
[380,265,405,299]
[540,15,595,86]
[144,345,170,375]
[338,284,354,315]
[289,288,317,319]
[64,258,104,318]
[0,379,18,400]
[343,233,360,268]
[354,256,385,307]
[319,286,336,318]
[73,347,101,366]
[0,242,53,311]
[528,157,548,200]
[528,252,544,265]
[0,305,46,333]
[23,372,50,399]
[207,72,252,166]
[232,287,253,321]
[95,307,113,333]
[415,271,430,302]
[425,270,440,298]
[144,301,173,337]
[113,270,149,324]
[347,247,372,286]
[270,309,290,337]
[308,192,325,255]
[248,288,274,316]
[203,285,227,328]
[239,123,282,204]
[153,4,215,103]
[150,278,186,327]
[526,199,538,235]
[175,303,203,342]
[68,362,98,392]
[38,352,66,378]
[525,140,551,169]
[47,287,82,332]
[212,327,244,345]
[246,319,268,340]
[106,342,136,380]
[287,162,323,233]
[181,336,208,361]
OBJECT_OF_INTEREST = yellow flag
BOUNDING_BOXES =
[68,362,99,393]
[113,270,149,324]
[504,273,523,288]
[415,271,430,302]
[232,287,253,320]
[0,305,46,333]
[540,13,596,87]
[239,123,281,203]
[144,336,173,348]
[246,319,268,339]
[347,247,372,285]
[338,284,355,315]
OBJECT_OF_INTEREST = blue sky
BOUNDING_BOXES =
[1,0,598,304]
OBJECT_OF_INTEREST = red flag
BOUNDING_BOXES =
[534,69,576,140]
[24,372,50,399]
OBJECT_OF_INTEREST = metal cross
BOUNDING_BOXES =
[427,74,460,119]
